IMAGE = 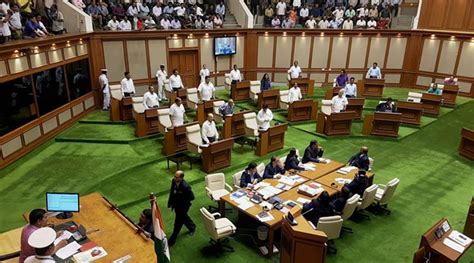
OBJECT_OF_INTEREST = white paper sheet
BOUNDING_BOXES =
[55,241,81,259]
[296,197,311,204]
[443,238,465,253]
[54,230,73,246]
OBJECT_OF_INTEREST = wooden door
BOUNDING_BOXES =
[169,50,199,88]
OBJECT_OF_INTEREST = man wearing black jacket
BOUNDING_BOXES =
[167,170,196,246]
[302,140,326,164]
[263,156,286,179]
[347,146,370,171]
[345,170,369,197]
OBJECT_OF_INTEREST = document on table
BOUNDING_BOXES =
[296,197,311,204]
[73,247,108,262]
[237,200,254,210]
[337,166,357,175]
[54,230,73,245]
[276,183,291,191]
[254,182,271,189]
[336,178,352,184]
[256,211,275,222]
[289,175,305,183]
[319,158,331,163]
[448,230,473,247]
[55,241,81,259]
[443,238,465,253]
[279,176,296,186]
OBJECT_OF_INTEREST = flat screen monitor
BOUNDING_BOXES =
[46,192,80,213]
[214,36,236,56]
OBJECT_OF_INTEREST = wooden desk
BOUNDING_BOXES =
[257,90,280,109]
[459,128,474,161]
[162,122,198,156]
[280,215,327,263]
[297,161,345,180]
[0,227,22,260]
[287,100,318,122]
[441,84,459,107]
[222,110,252,139]
[396,100,423,126]
[464,196,474,239]
[22,193,155,262]
[231,81,251,101]
[166,88,188,108]
[316,111,355,136]
[289,78,314,97]
[421,93,442,116]
[135,108,161,137]
[256,123,288,157]
[362,112,402,138]
[315,168,375,189]
[357,79,384,98]
[201,138,234,172]
[110,97,133,121]
[195,99,223,125]
[418,218,473,263]
[347,98,365,120]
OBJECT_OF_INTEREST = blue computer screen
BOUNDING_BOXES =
[46,192,80,212]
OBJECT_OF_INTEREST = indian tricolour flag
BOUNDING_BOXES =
[151,199,171,263]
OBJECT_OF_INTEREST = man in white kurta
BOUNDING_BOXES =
[143,86,160,109]
[198,76,215,101]
[169,69,184,91]
[120,71,135,97]
[98,69,109,110]
[331,90,348,113]
[199,64,210,83]
[229,64,242,84]
[288,84,302,103]
[169,98,186,126]
[257,105,273,130]
[288,61,302,79]
[155,65,167,100]
[201,114,219,144]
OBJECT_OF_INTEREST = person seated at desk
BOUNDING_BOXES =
[331,90,348,113]
[218,99,235,116]
[444,75,458,85]
[240,162,262,188]
[284,148,304,171]
[260,73,272,91]
[169,98,187,127]
[347,146,370,171]
[288,60,302,79]
[24,227,62,263]
[302,191,334,226]
[257,104,273,130]
[202,113,219,144]
[330,186,351,214]
[344,77,357,98]
[169,69,184,92]
[366,62,382,79]
[137,208,153,236]
[230,64,242,84]
[288,83,303,103]
[335,69,349,87]
[375,97,395,112]
[143,86,160,109]
[427,83,442,95]
[263,156,286,179]
[20,209,67,262]
[120,71,136,97]
[345,170,369,197]
[302,140,326,164]
[198,76,215,102]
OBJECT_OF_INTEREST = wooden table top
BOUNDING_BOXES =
[0,227,22,255]
[23,193,155,262]
[297,160,345,180]
[315,168,375,190]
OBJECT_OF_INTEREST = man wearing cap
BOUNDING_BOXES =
[24,227,65,262]
[99,69,109,111]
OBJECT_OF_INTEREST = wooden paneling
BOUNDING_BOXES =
[103,41,126,82]
[275,36,292,68]
[437,40,460,75]
[348,37,368,68]
[126,40,148,80]
[457,41,474,78]
[418,0,474,31]
[367,37,388,68]
[311,37,330,69]
[293,37,311,68]
[330,37,349,68]
[419,39,440,72]
[386,37,407,69]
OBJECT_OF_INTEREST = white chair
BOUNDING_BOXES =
[279,90,289,110]
[243,112,259,138]
[200,207,236,252]
[374,178,400,215]
[132,97,145,118]
[249,81,261,101]
[213,100,226,123]
[407,92,422,103]
[356,184,379,220]
[317,216,343,254]
[332,78,338,88]
[157,108,172,134]
[256,163,265,175]
[340,194,360,233]
[232,170,244,190]
[163,79,171,92]
[224,74,232,91]
[110,84,123,101]
[205,173,233,212]
[321,100,332,115]
[185,124,203,154]
[187,88,199,109]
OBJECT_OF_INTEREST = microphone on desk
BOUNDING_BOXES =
[286,208,314,226]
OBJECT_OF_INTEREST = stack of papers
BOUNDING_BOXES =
[337,166,357,175]
[319,158,331,163]
[443,238,465,253]
[235,197,254,210]
[279,176,296,186]
[257,186,283,200]
[299,163,316,171]
[296,197,311,204]
[289,175,305,183]
[298,182,324,197]
[336,178,352,184]
[56,241,81,260]
[54,230,73,245]
[448,231,473,247]
[73,246,108,262]
[230,190,247,200]
[254,182,271,189]
[256,211,275,222]
[275,183,291,191]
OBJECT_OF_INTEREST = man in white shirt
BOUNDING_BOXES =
[99,69,110,110]
[199,64,210,83]
[156,65,167,101]
[121,71,136,97]
[160,17,171,29]
[332,6,344,20]
[143,86,160,109]
[230,64,241,84]
[169,98,187,126]
[215,2,225,18]
[119,16,132,31]
[318,17,329,29]
[152,2,162,19]
[201,113,219,144]
[171,17,181,29]
[288,83,302,103]
[198,76,215,101]
[276,0,286,18]
[305,16,317,29]
[342,17,353,29]
[366,62,382,79]
[174,3,186,16]
[331,90,348,113]
[107,15,120,30]
[257,105,273,130]
[288,61,302,79]
[356,18,366,28]
[169,69,184,91]
[271,16,281,28]
[299,5,309,24]
[367,17,377,29]
[127,2,138,17]
[344,77,357,98]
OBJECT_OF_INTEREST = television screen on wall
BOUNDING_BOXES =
[214,36,237,56]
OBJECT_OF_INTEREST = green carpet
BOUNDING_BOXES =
[1,88,473,263]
